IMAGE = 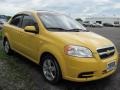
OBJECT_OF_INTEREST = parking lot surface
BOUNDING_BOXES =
[88,27,120,53]
[0,27,120,90]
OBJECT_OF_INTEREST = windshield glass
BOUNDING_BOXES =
[38,13,87,32]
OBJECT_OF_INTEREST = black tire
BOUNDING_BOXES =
[41,54,62,84]
[3,39,12,54]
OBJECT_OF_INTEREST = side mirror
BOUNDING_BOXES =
[24,26,38,33]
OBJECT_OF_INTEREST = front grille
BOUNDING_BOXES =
[97,46,115,59]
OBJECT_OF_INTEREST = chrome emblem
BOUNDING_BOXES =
[106,50,112,55]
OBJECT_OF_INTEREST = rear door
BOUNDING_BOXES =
[8,15,24,51]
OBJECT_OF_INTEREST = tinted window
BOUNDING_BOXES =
[10,15,23,27]
[22,15,35,28]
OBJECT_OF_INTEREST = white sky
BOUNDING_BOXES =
[0,0,120,18]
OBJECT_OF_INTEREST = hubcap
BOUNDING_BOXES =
[43,59,56,81]
[4,41,9,53]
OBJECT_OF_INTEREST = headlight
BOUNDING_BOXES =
[64,45,93,57]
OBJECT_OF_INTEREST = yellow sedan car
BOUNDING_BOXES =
[3,10,119,84]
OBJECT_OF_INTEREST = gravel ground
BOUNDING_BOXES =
[0,27,120,90]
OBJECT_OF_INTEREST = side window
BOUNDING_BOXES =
[22,15,36,28]
[10,15,23,27]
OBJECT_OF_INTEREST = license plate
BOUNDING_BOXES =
[107,61,116,71]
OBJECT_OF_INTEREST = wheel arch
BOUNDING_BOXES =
[3,33,12,48]
[39,49,66,78]
[3,36,8,46]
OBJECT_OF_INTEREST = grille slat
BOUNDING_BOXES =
[97,46,115,59]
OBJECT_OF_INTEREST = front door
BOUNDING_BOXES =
[19,15,40,62]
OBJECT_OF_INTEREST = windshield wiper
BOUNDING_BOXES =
[46,27,89,32]
[69,29,88,32]
[46,27,69,31]
[68,29,82,32]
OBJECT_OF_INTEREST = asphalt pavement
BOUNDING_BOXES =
[88,27,120,53]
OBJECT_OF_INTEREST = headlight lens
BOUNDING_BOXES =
[64,45,93,57]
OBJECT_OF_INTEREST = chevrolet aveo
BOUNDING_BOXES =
[3,11,118,84]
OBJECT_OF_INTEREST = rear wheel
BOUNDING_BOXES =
[4,39,12,54]
[41,54,62,84]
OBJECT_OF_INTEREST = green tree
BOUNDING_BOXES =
[6,16,11,21]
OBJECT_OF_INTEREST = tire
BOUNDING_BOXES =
[41,54,62,84]
[3,39,12,54]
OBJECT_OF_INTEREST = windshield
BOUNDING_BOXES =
[38,13,87,32]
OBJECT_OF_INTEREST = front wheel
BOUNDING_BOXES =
[41,54,62,84]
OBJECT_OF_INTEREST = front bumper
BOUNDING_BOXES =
[63,52,118,82]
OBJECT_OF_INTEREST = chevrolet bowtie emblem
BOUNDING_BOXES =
[106,50,111,55]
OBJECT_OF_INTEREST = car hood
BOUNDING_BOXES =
[50,31,113,50]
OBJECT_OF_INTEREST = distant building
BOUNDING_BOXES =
[84,17,120,25]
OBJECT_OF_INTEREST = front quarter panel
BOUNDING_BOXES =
[38,39,67,77]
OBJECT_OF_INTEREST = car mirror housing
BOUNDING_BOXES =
[24,26,38,33]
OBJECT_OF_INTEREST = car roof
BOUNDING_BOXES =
[16,10,62,15]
